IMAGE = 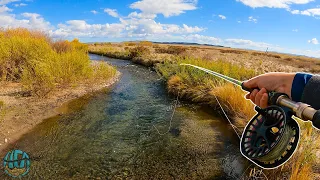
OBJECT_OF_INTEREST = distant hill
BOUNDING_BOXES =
[151,41,226,48]
[86,41,226,48]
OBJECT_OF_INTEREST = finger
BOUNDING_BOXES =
[260,93,268,109]
[255,88,267,107]
[250,89,259,103]
[243,77,259,89]
[245,93,251,99]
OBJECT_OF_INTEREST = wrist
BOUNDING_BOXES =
[281,73,295,98]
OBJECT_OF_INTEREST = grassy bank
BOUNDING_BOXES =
[0,28,119,153]
[0,28,116,97]
[89,41,320,180]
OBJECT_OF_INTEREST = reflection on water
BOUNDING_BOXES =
[1,54,246,179]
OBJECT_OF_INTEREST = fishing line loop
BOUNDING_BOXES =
[153,91,180,136]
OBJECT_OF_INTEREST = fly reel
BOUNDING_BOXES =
[181,64,320,169]
[240,105,300,169]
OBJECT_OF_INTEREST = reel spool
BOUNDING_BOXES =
[240,106,300,169]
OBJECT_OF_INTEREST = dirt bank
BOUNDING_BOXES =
[0,71,120,153]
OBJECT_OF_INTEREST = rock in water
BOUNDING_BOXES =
[169,128,181,137]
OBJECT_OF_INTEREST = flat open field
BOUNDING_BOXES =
[89,42,320,74]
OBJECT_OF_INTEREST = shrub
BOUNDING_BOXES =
[154,47,169,54]
[155,46,187,55]
[252,52,281,59]
[153,44,160,48]
[129,46,150,58]
[102,42,112,46]
[92,62,117,80]
[220,49,246,54]
[124,42,136,46]
[0,28,114,97]
[51,40,72,53]
[284,57,293,61]
[139,41,153,46]
[166,46,187,55]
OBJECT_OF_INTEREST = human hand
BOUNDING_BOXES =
[243,73,296,108]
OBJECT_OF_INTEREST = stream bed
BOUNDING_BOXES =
[1,54,247,179]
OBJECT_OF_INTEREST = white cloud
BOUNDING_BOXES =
[290,8,320,18]
[91,10,98,15]
[52,20,125,38]
[218,15,226,19]
[0,0,20,5]
[130,0,197,17]
[301,8,320,16]
[292,29,298,32]
[0,11,52,31]
[236,0,314,9]
[0,5,11,13]
[128,11,156,19]
[237,20,242,23]
[248,16,258,23]
[301,10,312,15]
[291,8,320,17]
[291,9,300,14]
[104,8,119,18]
[308,38,319,45]
[14,3,27,7]
[183,34,221,44]
[148,34,221,45]
[51,17,204,39]
[224,38,272,49]
[21,13,52,30]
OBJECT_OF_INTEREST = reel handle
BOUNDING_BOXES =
[241,82,283,106]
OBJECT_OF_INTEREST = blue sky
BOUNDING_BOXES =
[0,0,320,57]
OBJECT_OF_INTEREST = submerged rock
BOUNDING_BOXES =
[169,128,181,137]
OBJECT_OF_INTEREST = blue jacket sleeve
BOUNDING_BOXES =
[300,75,320,109]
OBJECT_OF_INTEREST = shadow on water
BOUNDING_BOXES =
[0,54,247,179]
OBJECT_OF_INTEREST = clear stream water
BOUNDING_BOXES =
[1,54,246,179]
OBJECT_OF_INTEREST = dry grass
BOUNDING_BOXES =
[0,28,116,97]
[155,45,187,55]
[220,49,247,54]
[252,52,281,59]
[139,41,153,46]
[211,84,255,119]
[156,56,257,120]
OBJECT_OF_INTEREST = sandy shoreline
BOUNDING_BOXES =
[0,71,120,153]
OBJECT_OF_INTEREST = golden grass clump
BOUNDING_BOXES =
[211,84,255,119]
[139,41,153,46]
[0,28,115,96]
[155,46,187,55]
[252,52,281,59]
[129,46,151,58]
[220,49,247,54]
[156,56,257,119]
[92,61,117,81]
[124,42,137,46]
